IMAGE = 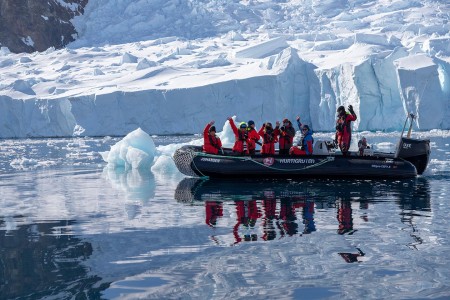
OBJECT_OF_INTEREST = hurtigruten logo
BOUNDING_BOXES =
[278,158,316,164]
[263,157,274,166]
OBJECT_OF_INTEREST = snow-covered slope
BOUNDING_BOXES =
[0,0,449,138]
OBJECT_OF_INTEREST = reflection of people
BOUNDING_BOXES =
[339,248,365,263]
[205,201,223,227]
[203,121,222,154]
[335,105,357,156]
[279,199,299,236]
[262,197,277,241]
[302,201,316,234]
[337,199,356,235]
[358,136,370,156]
[233,200,261,243]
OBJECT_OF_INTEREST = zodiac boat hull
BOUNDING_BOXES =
[173,145,419,179]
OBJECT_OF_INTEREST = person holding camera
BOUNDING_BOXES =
[335,105,357,156]
[277,118,296,156]
[258,121,280,155]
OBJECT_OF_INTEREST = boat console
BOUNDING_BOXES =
[395,114,431,175]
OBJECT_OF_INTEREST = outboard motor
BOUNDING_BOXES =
[395,114,431,175]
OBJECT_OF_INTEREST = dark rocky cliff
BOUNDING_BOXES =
[0,0,88,53]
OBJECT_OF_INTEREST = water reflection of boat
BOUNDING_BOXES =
[175,177,431,246]
[173,115,430,179]
[175,177,429,204]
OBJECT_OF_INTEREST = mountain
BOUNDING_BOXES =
[0,0,449,138]
[0,0,87,53]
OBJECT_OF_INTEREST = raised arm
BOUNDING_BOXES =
[296,116,303,130]
[203,121,214,137]
[347,105,357,121]
[227,117,238,135]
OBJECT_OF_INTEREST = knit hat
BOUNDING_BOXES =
[248,120,255,126]
[209,126,216,132]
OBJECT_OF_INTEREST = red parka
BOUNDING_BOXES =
[258,125,279,155]
[229,119,251,154]
[335,112,357,153]
[278,121,296,150]
[203,123,222,154]
[247,128,261,152]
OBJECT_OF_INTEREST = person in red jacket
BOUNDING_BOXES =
[335,105,357,156]
[258,122,280,155]
[246,120,261,155]
[227,117,251,155]
[277,118,296,156]
[202,121,222,155]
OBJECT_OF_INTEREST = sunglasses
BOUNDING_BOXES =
[302,128,308,131]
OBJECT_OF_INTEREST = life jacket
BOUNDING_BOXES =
[279,124,295,149]
[238,130,248,152]
[247,128,260,151]
[209,135,221,150]
[263,129,275,143]
[300,133,314,151]
[336,112,356,136]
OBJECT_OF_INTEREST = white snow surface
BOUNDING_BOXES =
[1,0,450,138]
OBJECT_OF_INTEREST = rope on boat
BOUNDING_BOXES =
[175,146,335,178]
[196,152,334,172]
[248,156,334,171]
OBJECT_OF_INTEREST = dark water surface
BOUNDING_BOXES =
[0,132,449,299]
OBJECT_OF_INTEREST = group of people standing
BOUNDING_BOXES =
[203,104,360,156]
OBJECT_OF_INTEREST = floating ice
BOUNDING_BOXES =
[100,128,156,169]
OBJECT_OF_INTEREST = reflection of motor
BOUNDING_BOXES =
[338,247,365,263]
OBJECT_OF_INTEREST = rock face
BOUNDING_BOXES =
[0,0,88,53]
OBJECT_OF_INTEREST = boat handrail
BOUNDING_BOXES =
[395,113,415,158]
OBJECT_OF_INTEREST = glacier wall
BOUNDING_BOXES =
[1,47,449,138]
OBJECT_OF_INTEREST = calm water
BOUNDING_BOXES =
[0,132,449,299]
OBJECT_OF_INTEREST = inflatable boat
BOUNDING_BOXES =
[173,114,430,179]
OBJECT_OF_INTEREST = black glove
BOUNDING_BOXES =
[348,105,354,114]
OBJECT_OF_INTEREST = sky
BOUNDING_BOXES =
[0,0,449,138]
